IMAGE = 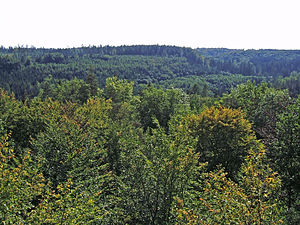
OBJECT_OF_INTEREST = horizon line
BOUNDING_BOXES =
[1,44,300,51]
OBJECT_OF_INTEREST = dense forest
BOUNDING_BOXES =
[1,45,300,99]
[0,45,300,224]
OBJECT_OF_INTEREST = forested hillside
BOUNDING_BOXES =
[1,45,300,99]
[0,45,300,224]
[198,48,300,76]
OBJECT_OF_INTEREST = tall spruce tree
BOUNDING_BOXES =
[85,67,99,97]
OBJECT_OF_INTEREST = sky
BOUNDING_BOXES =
[1,0,300,49]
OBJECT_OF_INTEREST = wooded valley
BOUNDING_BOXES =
[0,45,299,224]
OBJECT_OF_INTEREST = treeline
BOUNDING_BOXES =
[1,45,300,99]
[0,75,299,224]
[198,48,300,76]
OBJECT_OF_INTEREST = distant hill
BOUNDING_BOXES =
[1,45,300,98]
[197,48,300,76]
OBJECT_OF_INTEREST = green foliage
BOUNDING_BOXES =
[104,76,134,103]
[26,97,119,223]
[271,95,300,223]
[0,89,44,151]
[0,89,21,146]
[198,48,300,77]
[4,45,300,100]
[38,76,91,104]
[74,97,113,132]
[31,100,107,188]
[0,75,296,224]
[176,146,285,225]
[0,134,46,224]
[222,81,291,144]
[28,176,118,224]
[189,95,218,113]
[85,67,99,97]
[159,74,261,97]
[117,123,199,224]
[274,71,300,97]
[103,76,138,122]
[138,85,189,130]
[183,105,256,180]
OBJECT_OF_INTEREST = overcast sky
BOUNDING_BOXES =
[1,0,300,49]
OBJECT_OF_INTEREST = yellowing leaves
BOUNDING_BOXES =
[182,105,257,180]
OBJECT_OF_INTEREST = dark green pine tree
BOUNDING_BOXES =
[201,83,208,97]
[191,83,200,95]
[85,67,99,97]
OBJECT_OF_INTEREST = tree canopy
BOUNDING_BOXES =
[0,46,299,224]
